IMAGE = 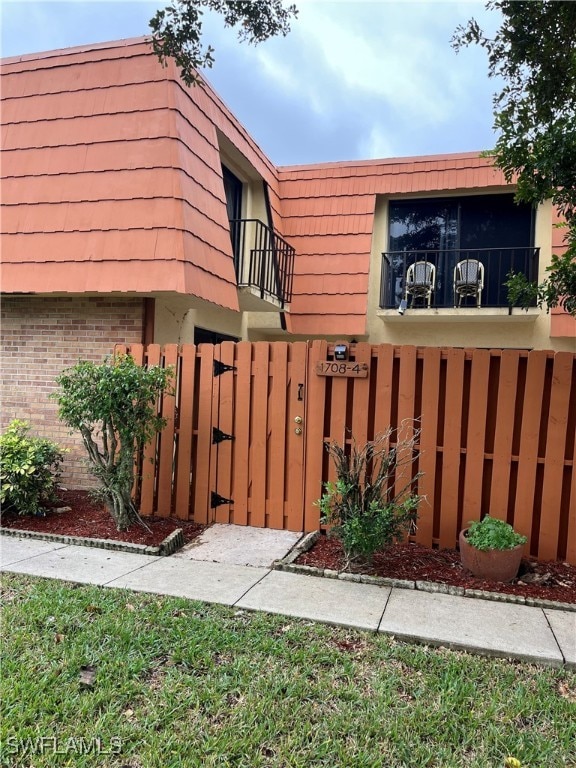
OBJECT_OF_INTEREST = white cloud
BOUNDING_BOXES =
[357,124,397,159]
[0,0,502,163]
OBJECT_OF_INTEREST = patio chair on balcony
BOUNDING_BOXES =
[404,261,436,308]
[453,259,484,307]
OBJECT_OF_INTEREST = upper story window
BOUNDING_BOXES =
[381,194,538,309]
[389,194,534,253]
[222,165,243,223]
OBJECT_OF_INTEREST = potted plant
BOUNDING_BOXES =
[459,516,527,582]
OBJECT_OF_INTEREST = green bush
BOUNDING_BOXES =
[53,355,173,531]
[317,427,423,566]
[466,516,527,551]
[0,420,66,516]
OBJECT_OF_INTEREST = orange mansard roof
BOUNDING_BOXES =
[2,38,519,336]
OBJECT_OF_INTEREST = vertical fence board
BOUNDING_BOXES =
[140,344,161,517]
[268,342,288,530]
[416,347,441,547]
[208,353,222,522]
[249,343,269,527]
[350,343,372,448]
[231,343,252,526]
[174,344,196,520]
[327,374,348,487]
[156,344,178,517]
[213,342,236,524]
[538,352,573,561]
[397,346,417,431]
[489,350,520,521]
[439,348,465,548]
[394,346,418,542]
[513,351,547,547]
[193,345,214,525]
[129,345,145,366]
[373,345,395,436]
[462,350,491,526]
[304,340,328,531]
[286,342,308,531]
[567,452,576,564]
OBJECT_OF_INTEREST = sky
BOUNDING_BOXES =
[1,0,501,166]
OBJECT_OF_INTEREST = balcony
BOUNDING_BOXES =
[229,219,295,311]
[379,247,540,321]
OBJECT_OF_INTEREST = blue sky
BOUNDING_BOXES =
[1,0,500,166]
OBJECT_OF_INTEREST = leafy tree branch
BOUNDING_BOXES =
[453,0,576,315]
[149,0,297,86]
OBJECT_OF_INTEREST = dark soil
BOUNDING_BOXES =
[297,534,576,605]
[0,490,205,548]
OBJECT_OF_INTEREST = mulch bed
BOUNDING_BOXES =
[0,490,205,548]
[297,533,576,605]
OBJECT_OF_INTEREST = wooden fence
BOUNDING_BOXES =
[116,341,576,564]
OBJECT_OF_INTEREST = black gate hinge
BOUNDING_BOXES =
[214,360,237,377]
[212,427,235,445]
[211,491,234,508]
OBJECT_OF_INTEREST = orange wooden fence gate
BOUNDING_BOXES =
[116,342,576,564]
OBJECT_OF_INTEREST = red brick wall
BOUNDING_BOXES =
[1,296,144,489]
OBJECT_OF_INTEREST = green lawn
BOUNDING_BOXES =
[1,574,575,768]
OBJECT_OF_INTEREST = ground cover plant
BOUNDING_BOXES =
[1,574,575,768]
[0,420,66,517]
[317,427,423,566]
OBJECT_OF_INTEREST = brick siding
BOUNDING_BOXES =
[1,296,144,489]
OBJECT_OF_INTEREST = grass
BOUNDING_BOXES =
[1,574,575,768]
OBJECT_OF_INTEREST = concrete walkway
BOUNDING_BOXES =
[1,534,574,669]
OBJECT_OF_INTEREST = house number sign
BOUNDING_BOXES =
[315,361,369,378]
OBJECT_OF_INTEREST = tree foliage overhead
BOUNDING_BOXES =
[149,0,297,86]
[453,1,576,315]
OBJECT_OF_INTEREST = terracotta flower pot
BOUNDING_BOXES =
[459,529,524,583]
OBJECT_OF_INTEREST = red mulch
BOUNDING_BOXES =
[297,534,576,605]
[0,490,205,548]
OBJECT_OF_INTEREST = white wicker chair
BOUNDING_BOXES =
[453,259,484,307]
[404,261,436,308]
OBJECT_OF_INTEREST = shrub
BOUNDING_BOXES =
[317,426,423,566]
[466,516,527,551]
[504,270,539,310]
[0,420,66,516]
[53,355,173,531]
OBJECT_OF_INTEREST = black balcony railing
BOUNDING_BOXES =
[229,219,295,308]
[379,247,540,310]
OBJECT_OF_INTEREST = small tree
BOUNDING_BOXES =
[317,426,424,567]
[54,355,173,531]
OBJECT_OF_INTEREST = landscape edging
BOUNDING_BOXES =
[0,526,184,557]
[274,538,576,613]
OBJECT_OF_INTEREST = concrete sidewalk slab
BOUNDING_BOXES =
[0,536,67,566]
[379,590,564,666]
[1,544,158,586]
[108,558,268,606]
[544,609,576,669]
[176,524,302,568]
[236,570,390,630]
